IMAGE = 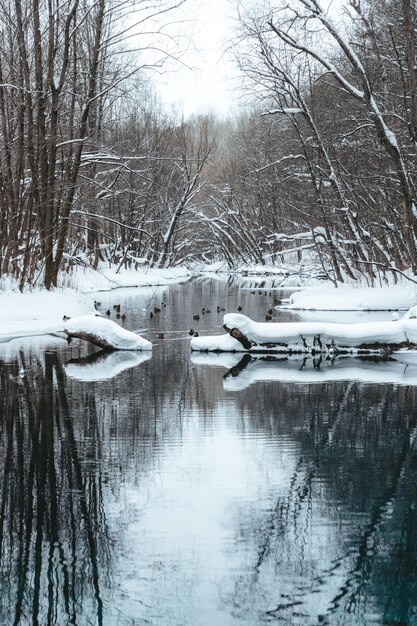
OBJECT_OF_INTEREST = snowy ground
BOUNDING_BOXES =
[0,289,96,344]
[64,264,191,292]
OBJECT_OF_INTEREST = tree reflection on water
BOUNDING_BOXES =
[0,352,109,625]
[226,380,417,625]
[2,328,417,624]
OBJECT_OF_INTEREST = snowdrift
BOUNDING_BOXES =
[190,313,417,355]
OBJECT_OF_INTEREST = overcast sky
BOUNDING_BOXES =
[143,0,239,117]
[137,0,344,118]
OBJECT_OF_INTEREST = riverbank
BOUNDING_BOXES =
[279,284,417,311]
[2,263,417,346]
[0,266,192,343]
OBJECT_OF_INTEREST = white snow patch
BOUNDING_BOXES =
[67,264,192,293]
[0,288,95,322]
[191,332,244,352]
[64,315,152,351]
[289,310,393,324]
[280,285,417,311]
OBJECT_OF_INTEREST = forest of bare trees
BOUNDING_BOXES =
[1,0,417,288]
[232,0,417,284]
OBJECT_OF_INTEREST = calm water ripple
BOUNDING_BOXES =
[0,277,416,625]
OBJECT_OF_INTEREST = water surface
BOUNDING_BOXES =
[0,276,416,625]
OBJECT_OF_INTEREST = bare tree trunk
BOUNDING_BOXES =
[403,0,417,158]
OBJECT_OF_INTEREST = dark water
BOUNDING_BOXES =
[1,276,417,625]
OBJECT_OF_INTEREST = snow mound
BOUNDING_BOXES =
[64,315,152,351]
[191,332,244,352]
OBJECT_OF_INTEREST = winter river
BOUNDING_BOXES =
[1,276,417,625]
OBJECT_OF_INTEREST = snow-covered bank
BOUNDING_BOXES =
[0,288,95,323]
[194,261,327,288]
[0,265,190,344]
[191,313,417,354]
[280,285,417,311]
[66,264,191,293]
[0,288,95,344]
[191,353,417,391]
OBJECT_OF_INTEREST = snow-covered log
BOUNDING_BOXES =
[64,315,152,351]
[190,313,417,355]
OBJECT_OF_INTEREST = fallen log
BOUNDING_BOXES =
[64,329,116,350]
[63,315,152,351]
[190,313,417,355]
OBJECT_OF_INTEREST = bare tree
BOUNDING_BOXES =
[0,0,185,289]
[230,0,417,282]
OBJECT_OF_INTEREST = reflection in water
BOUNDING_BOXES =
[228,381,417,626]
[191,352,417,391]
[1,278,417,625]
[65,349,152,381]
[0,353,108,625]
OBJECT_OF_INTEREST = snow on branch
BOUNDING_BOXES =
[248,154,306,174]
[262,108,303,115]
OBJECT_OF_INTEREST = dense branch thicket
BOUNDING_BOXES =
[1,0,417,288]
[226,0,417,283]
[0,0,112,288]
[0,0,200,289]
